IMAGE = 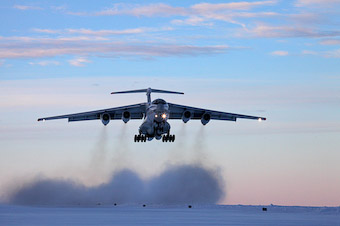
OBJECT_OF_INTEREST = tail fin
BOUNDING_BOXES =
[111,87,184,104]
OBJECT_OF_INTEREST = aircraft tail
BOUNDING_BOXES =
[111,87,184,104]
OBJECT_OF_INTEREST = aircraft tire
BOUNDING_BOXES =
[172,135,175,142]
[134,135,137,142]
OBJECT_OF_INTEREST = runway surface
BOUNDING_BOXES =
[1,204,339,225]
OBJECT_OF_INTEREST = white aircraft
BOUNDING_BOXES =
[38,88,266,142]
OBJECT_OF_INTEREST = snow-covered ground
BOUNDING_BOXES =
[1,204,339,225]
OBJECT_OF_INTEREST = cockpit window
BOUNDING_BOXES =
[152,98,167,104]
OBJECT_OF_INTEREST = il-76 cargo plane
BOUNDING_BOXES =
[38,88,266,142]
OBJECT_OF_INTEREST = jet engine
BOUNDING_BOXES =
[201,113,211,125]
[182,110,192,123]
[101,113,110,126]
[122,111,131,123]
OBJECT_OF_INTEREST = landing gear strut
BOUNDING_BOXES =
[162,134,175,142]
[134,134,147,142]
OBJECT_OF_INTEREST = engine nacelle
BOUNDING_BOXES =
[122,111,131,123]
[101,113,110,126]
[201,113,211,125]
[182,110,192,123]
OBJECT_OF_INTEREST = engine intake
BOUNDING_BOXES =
[101,113,110,126]
[201,113,211,125]
[122,111,131,123]
[182,110,192,123]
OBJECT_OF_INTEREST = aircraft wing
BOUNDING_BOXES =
[168,103,266,121]
[38,103,146,122]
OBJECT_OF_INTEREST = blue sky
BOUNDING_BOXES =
[1,0,340,206]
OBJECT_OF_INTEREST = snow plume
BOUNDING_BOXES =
[111,124,131,172]
[87,127,110,184]
[191,125,210,165]
[6,164,224,206]
[167,123,188,164]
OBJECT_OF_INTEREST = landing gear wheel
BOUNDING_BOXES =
[162,134,175,142]
[135,134,147,142]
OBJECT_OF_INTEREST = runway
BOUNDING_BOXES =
[1,204,339,225]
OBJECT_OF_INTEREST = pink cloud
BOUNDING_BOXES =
[96,3,187,17]
[29,61,60,66]
[191,1,277,12]
[320,39,340,45]
[240,24,340,38]
[0,36,230,59]
[13,5,42,10]
[68,57,91,67]
[295,0,340,7]
[32,27,173,36]
[270,50,289,56]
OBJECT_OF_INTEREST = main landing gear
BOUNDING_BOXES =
[134,134,175,142]
[162,134,175,142]
[134,134,147,142]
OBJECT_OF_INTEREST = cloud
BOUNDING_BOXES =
[288,13,327,25]
[171,17,214,26]
[300,49,340,58]
[241,24,340,38]
[295,0,340,7]
[56,1,340,42]
[32,27,172,36]
[0,36,229,59]
[50,5,67,11]
[29,61,60,66]
[66,28,147,36]
[270,50,289,56]
[95,1,277,17]
[32,29,60,34]
[320,39,340,45]
[191,1,277,12]
[13,5,42,10]
[96,3,187,17]
[324,49,340,58]
[88,2,279,28]
[68,57,91,67]
[301,50,317,55]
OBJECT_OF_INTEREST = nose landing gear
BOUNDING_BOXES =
[134,134,147,142]
[162,134,175,142]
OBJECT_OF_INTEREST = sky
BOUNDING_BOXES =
[1,0,340,206]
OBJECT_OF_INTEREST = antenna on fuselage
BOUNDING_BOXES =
[111,87,184,104]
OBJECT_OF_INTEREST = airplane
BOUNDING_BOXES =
[38,88,266,142]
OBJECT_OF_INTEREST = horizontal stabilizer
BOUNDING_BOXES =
[111,88,184,95]
[111,89,148,94]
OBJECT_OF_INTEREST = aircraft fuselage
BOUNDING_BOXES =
[138,98,171,141]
